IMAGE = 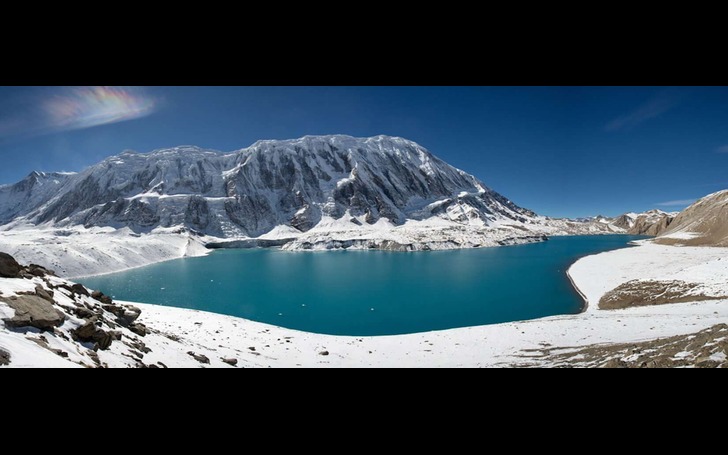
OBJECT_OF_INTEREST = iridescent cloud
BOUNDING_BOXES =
[44,86,157,131]
[0,86,158,139]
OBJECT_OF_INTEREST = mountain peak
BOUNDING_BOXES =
[245,134,422,151]
[0,136,537,238]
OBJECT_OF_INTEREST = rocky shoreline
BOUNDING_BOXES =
[0,252,235,368]
[4,238,728,368]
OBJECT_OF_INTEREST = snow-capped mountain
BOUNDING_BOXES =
[0,135,624,273]
[0,171,76,223]
[611,209,678,235]
[1,135,539,236]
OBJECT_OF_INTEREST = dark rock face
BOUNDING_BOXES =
[629,213,674,236]
[0,294,65,330]
[185,196,211,231]
[0,252,21,278]
[611,214,633,230]
[0,348,9,366]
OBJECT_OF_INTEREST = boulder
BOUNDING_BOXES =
[91,290,113,304]
[101,303,141,326]
[128,322,148,337]
[73,307,96,319]
[118,305,141,326]
[70,284,90,297]
[0,252,21,278]
[187,351,210,364]
[72,321,113,350]
[27,264,52,277]
[222,357,238,366]
[0,294,65,330]
[0,348,9,366]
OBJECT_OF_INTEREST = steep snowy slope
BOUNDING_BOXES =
[0,135,544,236]
[0,171,76,223]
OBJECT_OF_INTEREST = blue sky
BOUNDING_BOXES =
[1,86,727,218]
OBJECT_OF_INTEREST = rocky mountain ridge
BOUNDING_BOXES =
[0,136,538,235]
[655,190,728,246]
[611,209,678,236]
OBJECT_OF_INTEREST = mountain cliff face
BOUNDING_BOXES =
[612,209,676,236]
[0,171,75,223]
[655,190,728,246]
[0,136,538,237]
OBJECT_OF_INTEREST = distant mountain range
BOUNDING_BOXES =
[0,136,531,233]
[4,134,718,253]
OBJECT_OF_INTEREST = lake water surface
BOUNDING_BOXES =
[81,235,646,335]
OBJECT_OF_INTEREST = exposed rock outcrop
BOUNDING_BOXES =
[0,252,21,278]
[0,294,65,330]
[529,324,728,368]
[628,210,674,235]
[0,252,243,368]
[72,320,114,350]
[599,279,724,310]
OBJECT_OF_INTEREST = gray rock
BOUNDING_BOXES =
[128,322,148,337]
[118,305,141,326]
[91,290,112,304]
[72,321,113,350]
[0,348,9,366]
[0,294,65,330]
[319,350,330,356]
[70,283,89,297]
[222,357,238,366]
[87,350,100,365]
[0,252,21,278]
[73,306,96,319]
[34,285,55,303]
[187,351,210,364]
[27,264,52,277]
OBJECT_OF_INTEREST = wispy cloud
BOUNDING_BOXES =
[605,89,684,132]
[0,86,158,139]
[716,145,728,154]
[656,198,697,207]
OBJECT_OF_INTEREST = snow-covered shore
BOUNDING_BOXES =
[138,239,728,367]
[0,215,621,279]
[0,224,210,279]
[3,239,727,367]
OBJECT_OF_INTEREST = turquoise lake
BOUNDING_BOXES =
[80,235,646,336]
